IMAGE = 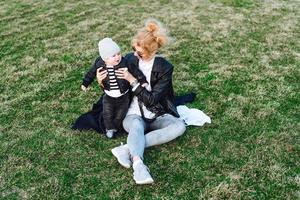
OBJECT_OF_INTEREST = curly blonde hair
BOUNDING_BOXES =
[132,18,170,58]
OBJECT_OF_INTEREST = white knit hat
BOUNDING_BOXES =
[98,38,120,61]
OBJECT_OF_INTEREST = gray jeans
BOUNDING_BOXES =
[123,114,186,159]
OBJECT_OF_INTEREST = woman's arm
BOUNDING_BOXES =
[133,67,172,107]
[126,60,148,85]
[116,64,173,107]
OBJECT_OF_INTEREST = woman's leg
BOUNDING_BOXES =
[123,114,147,159]
[123,114,154,184]
[145,114,186,148]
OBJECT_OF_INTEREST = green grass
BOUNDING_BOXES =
[0,0,299,199]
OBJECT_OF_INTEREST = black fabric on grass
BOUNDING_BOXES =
[71,92,196,135]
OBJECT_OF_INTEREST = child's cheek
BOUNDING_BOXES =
[105,58,113,65]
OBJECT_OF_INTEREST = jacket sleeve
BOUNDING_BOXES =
[127,59,148,85]
[133,63,173,107]
[82,57,101,87]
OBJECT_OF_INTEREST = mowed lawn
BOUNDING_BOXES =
[0,0,299,199]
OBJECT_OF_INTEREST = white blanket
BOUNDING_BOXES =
[177,105,211,126]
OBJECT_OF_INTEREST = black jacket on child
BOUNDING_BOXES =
[82,56,147,92]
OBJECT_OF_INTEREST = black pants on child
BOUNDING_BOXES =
[102,92,130,131]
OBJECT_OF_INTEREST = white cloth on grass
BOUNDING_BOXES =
[177,105,211,126]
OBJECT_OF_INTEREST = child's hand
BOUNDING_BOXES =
[81,85,88,92]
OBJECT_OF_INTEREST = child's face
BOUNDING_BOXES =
[105,52,121,66]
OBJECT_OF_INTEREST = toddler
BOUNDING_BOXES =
[81,38,147,138]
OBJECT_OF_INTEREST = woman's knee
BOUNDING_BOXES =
[123,115,145,134]
[174,120,186,137]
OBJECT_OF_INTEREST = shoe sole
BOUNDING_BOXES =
[111,149,131,168]
[135,178,154,185]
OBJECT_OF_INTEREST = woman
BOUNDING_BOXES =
[97,18,186,184]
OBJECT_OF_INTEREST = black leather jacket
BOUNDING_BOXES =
[125,53,180,117]
[82,56,147,94]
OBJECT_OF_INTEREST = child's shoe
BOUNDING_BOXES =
[106,129,116,139]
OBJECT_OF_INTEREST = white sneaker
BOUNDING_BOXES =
[111,143,131,168]
[133,160,154,184]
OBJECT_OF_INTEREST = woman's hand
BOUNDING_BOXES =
[115,68,136,84]
[96,67,107,87]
